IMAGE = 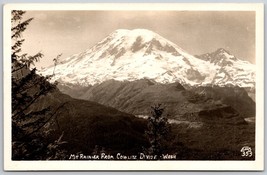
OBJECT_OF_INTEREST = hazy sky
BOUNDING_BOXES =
[21,11,255,68]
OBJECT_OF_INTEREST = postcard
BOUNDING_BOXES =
[3,3,264,171]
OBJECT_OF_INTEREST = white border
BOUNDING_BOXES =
[3,3,264,171]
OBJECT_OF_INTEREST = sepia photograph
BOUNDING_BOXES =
[3,3,264,171]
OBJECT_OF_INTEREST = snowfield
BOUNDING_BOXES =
[40,29,255,88]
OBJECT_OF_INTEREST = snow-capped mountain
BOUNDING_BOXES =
[40,29,255,88]
[196,48,255,88]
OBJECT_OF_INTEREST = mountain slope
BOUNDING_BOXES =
[196,48,255,88]
[35,87,255,160]
[29,89,148,155]
[40,29,255,88]
[62,79,253,124]
[15,67,255,160]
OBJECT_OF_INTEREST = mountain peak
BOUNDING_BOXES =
[113,28,158,35]
[213,48,238,62]
[196,48,238,65]
[40,29,255,88]
[110,28,166,44]
[90,28,183,60]
[111,29,130,35]
[215,48,230,54]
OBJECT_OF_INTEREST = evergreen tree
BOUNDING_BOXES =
[145,104,169,159]
[11,10,66,160]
